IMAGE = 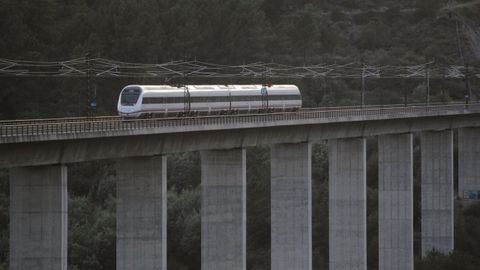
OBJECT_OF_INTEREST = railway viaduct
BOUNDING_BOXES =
[1,103,480,270]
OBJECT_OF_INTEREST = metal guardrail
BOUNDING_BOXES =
[0,115,120,126]
[1,103,480,140]
[298,101,469,111]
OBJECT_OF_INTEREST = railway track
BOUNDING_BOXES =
[0,102,467,125]
[1,102,479,140]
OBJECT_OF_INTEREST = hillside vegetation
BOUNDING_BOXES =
[0,0,479,118]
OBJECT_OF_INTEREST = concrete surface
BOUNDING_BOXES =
[2,104,479,145]
[116,156,167,270]
[329,138,366,270]
[2,114,480,169]
[458,128,480,199]
[10,165,67,270]
[378,134,413,270]
[201,149,246,270]
[421,130,454,256]
[271,143,312,270]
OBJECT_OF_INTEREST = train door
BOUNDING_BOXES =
[228,86,232,112]
[261,86,268,110]
[183,85,191,114]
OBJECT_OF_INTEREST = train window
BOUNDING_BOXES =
[191,96,207,103]
[191,97,200,102]
[174,97,183,103]
[143,97,165,104]
[141,95,302,105]
[121,88,140,106]
[168,97,180,103]
[268,95,301,101]
[190,96,230,103]
[142,96,186,104]
[231,96,246,102]
[231,96,262,102]
[204,95,302,102]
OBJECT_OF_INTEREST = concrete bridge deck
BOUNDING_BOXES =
[1,103,479,144]
[1,103,480,169]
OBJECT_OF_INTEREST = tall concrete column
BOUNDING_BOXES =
[458,128,480,199]
[271,143,312,270]
[10,165,68,270]
[378,134,413,270]
[329,138,366,270]
[201,149,246,270]
[116,156,167,270]
[421,130,454,256]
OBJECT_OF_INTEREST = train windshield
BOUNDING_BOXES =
[121,87,140,106]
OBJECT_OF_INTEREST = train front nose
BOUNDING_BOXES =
[118,86,142,117]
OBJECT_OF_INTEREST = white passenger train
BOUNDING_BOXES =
[117,84,302,117]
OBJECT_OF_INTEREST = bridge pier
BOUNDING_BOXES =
[115,156,167,270]
[270,143,312,270]
[458,128,480,199]
[378,134,413,270]
[9,165,68,270]
[200,149,246,270]
[328,138,367,270]
[421,130,454,256]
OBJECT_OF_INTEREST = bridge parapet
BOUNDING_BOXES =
[1,103,480,144]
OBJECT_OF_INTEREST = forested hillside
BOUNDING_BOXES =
[0,0,480,269]
[1,0,479,118]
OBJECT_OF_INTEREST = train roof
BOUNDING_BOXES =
[124,84,299,92]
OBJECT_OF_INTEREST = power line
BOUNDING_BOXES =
[0,57,478,79]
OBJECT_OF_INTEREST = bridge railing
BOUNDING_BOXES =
[0,101,462,125]
[1,103,480,139]
[0,115,120,126]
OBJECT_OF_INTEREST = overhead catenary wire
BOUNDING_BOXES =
[0,57,478,79]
